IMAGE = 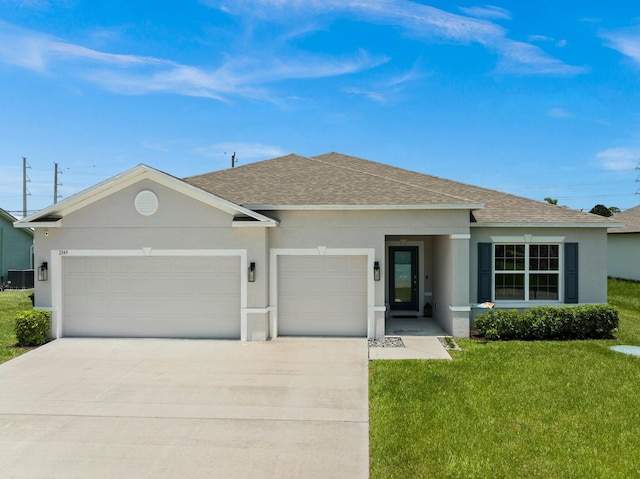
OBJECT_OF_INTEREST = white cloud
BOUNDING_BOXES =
[597,147,640,171]
[207,0,584,76]
[342,86,388,103]
[342,61,424,104]
[495,40,586,75]
[0,0,72,10]
[0,0,586,105]
[601,26,640,65]
[527,35,567,48]
[458,5,511,21]
[528,34,553,42]
[0,21,386,101]
[192,142,288,160]
[0,22,169,72]
[547,108,574,119]
[139,140,171,153]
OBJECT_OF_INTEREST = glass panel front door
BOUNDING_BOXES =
[389,246,418,311]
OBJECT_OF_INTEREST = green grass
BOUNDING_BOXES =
[370,278,640,478]
[0,290,34,363]
[608,277,640,344]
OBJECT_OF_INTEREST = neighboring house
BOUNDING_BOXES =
[608,205,640,281]
[1,207,33,288]
[14,153,619,339]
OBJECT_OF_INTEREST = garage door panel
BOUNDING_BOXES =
[63,256,241,339]
[278,255,367,337]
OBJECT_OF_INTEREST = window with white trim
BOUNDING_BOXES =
[494,244,560,301]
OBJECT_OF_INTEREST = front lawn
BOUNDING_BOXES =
[370,278,640,478]
[0,290,34,363]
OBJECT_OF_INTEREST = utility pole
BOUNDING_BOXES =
[22,157,30,218]
[54,162,62,204]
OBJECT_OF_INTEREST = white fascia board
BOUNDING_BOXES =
[471,222,621,229]
[14,219,61,229]
[605,222,626,230]
[14,164,275,227]
[232,219,278,227]
[244,203,484,211]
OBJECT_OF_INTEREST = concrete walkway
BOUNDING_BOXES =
[0,338,369,479]
[369,317,453,360]
[369,335,452,360]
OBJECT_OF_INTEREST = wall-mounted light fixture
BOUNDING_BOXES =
[248,262,256,282]
[38,262,48,281]
[373,261,381,281]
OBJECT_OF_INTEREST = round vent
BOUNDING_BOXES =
[134,190,159,216]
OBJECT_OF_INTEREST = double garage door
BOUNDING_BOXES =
[62,256,241,339]
[61,254,368,339]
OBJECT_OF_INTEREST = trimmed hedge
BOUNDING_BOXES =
[15,310,51,347]
[475,305,619,341]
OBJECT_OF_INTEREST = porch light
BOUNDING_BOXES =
[373,261,381,281]
[248,262,256,282]
[38,262,48,281]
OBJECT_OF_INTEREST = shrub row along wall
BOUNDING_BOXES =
[475,305,619,341]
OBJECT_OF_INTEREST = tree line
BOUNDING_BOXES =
[543,197,620,217]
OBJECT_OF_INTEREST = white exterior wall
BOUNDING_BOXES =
[469,226,609,310]
[608,234,640,281]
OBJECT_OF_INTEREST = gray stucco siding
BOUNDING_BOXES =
[608,234,640,281]
[469,227,608,306]
[33,179,269,310]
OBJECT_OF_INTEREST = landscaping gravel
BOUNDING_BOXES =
[368,337,405,348]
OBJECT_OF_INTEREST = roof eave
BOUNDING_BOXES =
[472,222,622,228]
[14,164,277,227]
[242,203,484,211]
[14,218,62,229]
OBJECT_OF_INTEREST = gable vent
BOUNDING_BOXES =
[135,190,159,216]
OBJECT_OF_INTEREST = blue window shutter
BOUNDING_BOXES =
[478,243,492,303]
[564,243,579,304]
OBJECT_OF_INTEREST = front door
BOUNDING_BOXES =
[389,246,419,311]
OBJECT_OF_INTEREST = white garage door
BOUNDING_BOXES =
[278,255,367,337]
[62,256,241,338]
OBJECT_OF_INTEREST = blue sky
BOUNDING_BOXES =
[1,1,639,216]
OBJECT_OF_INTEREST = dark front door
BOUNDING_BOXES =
[389,246,418,311]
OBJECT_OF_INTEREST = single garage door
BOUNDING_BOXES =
[62,256,240,338]
[278,255,367,337]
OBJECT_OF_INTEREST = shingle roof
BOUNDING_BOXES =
[609,205,640,233]
[183,152,618,226]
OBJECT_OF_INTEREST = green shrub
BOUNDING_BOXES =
[15,310,51,347]
[475,304,618,341]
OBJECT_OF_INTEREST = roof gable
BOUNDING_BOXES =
[14,164,277,228]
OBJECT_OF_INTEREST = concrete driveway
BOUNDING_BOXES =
[0,338,369,478]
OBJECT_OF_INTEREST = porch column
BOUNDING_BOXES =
[449,234,471,337]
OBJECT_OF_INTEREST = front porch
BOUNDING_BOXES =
[383,234,471,338]
[384,315,447,336]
